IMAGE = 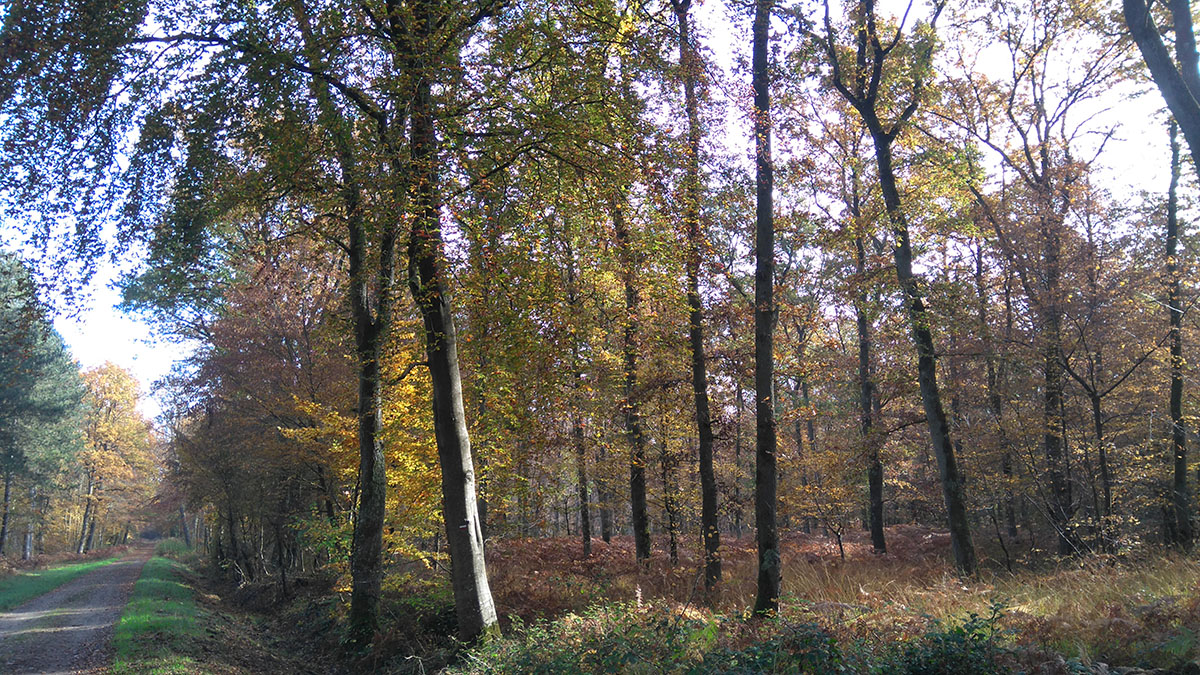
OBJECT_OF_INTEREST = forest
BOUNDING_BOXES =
[4,0,1200,672]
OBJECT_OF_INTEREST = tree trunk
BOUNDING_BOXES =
[566,237,592,558]
[975,239,1017,541]
[598,443,613,543]
[0,470,10,556]
[22,485,35,561]
[77,475,94,555]
[1002,269,1018,539]
[752,0,780,614]
[180,506,191,548]
[409,70,498,641]
[855,233,885,555]
[1168,119,1193,548]
[292,2,390,644]
[801,379,815,534]
[1040,207,1073,555]
[84,516,96,554]
[871,136,976,575]
[674,0,720,592]
[574,411,591,557]
[660,429,679,565]
[1124,0,1200,172]
[614,197,652,564]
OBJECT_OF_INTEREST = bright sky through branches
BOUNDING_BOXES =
[1,0,1181,424]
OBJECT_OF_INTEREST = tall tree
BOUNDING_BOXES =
[815,0,976,574]
[1,0,508,642]
[0,254,84,556]
[614,194,653,564]
[671,0,720,590]
[941,0,1124,553]
[76,364,155,555]
[753,0,781,614]
[1166,120,1192,548]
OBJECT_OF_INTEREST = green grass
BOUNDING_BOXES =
[0,557,119,611]
[153,538,193,560]
[111,555,203,674]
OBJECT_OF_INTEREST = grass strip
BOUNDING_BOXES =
[0,557,119,611]
[111,554,203,674]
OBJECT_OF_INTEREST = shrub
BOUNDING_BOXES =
[454,603,842,674]
[694,620,842,674]
[864,603,1007,675]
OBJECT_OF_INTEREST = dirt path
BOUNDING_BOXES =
[0,545,154,675]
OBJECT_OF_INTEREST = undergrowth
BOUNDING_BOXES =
[450,601,1007,674]
[388,533,1200,673]
[205,529,1200,673]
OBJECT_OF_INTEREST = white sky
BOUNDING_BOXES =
[50,267,183,421]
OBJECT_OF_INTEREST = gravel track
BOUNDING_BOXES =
[0,546,153,674]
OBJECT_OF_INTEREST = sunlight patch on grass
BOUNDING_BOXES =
[110,556,203,674]
[0,557,119,611]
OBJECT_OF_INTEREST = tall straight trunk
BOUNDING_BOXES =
[22,485,35,561]
[292,2,391,643]
[1088,390,1112,515]
[179,506,191,548]
[856,235,884,554]
[84,516,96,553]
[660,418,679,565]
[614,197,652,563]
[673,0,720,591]
[734,378,744,536]
[566,239,592,557]
[1002,269,1018,538]
[975,240,1017,540]
[226,501,244,577]
[801,378,815,533]
[575,420,591,557]
[598,443,613,543]
[409,70,497,641]
[77,475,94,555]
[1041,211,1072,554]
[752,0,780,614]
[872,137,976,575]
[1168,119,1193,548]
[0,470,10,556]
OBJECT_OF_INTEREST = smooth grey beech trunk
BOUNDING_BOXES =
[22,485,35,560]
[409,70,498,641]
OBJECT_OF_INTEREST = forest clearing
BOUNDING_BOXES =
[6,0,1200,672]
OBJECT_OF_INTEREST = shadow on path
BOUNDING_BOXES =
[0,545,153,674]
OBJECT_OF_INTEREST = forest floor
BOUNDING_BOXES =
[10,529,1197,673]
[204,525,1200,673]
[0,544,151,674]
